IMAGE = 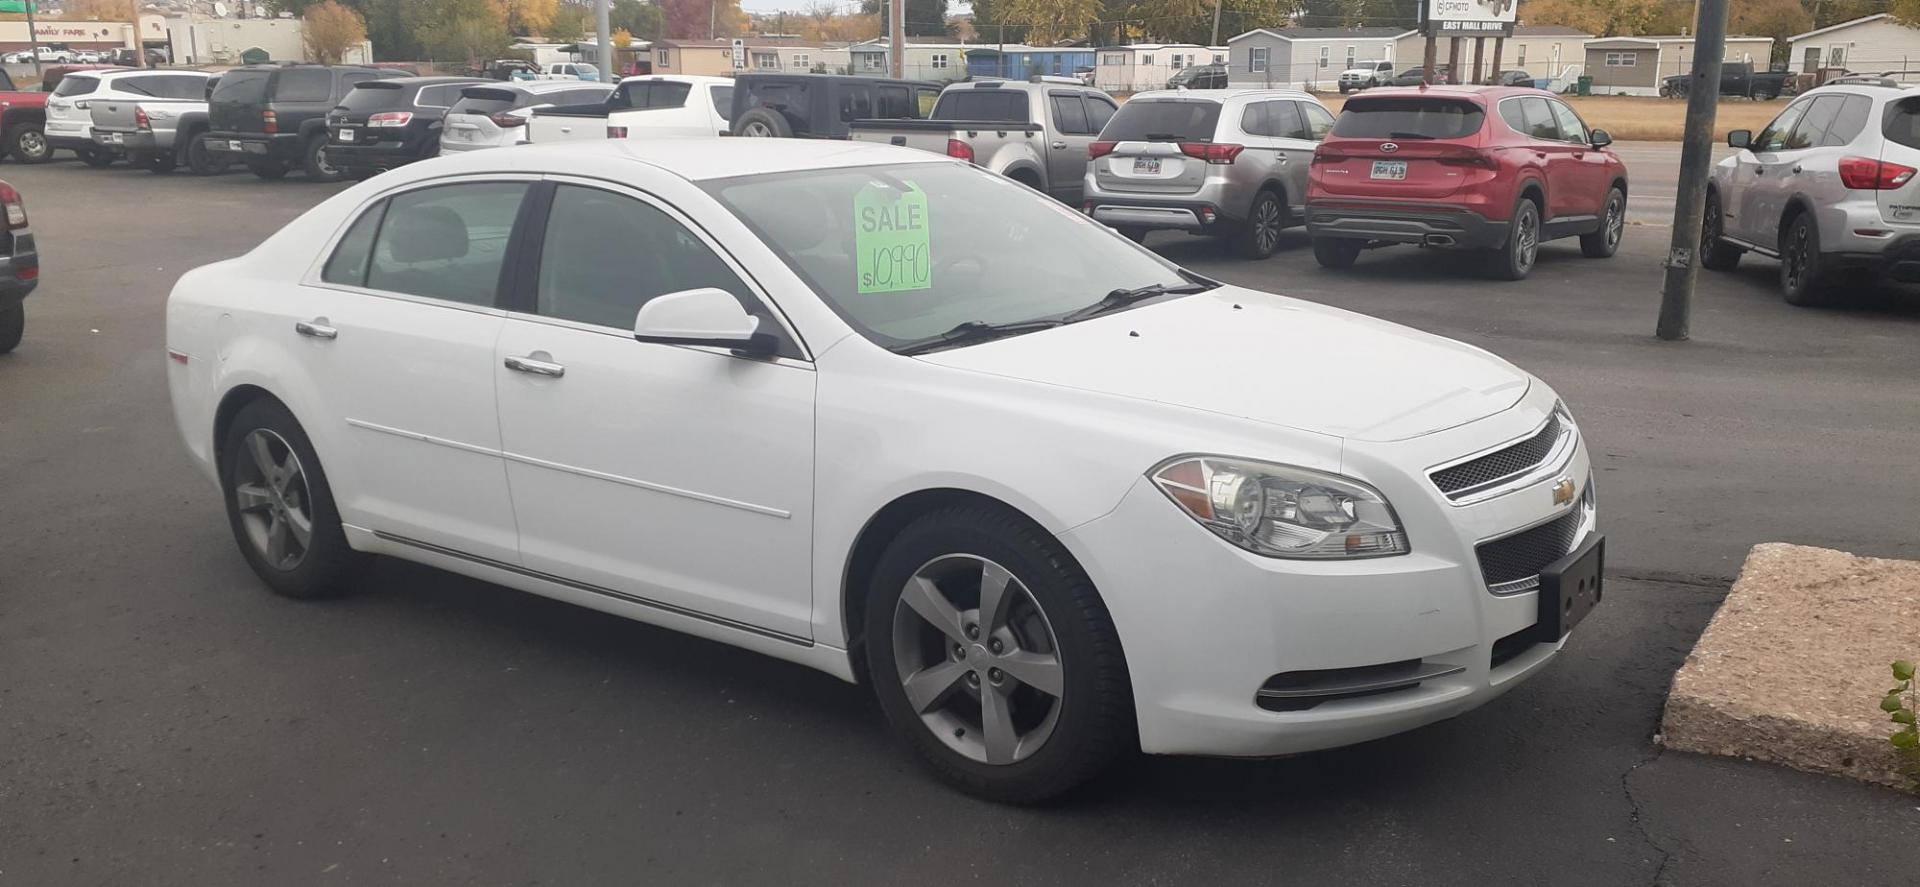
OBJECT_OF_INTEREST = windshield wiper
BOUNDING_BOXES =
[1061,281,1216,324]
[896,319,1063,355]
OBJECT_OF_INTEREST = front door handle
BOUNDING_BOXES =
[504,353,566,378]
[294,318,337,339]
[1051,140,1067,150]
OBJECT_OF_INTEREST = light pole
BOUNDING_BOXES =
[595,0,612,82]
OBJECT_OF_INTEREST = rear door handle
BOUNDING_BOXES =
[294,318,337,339]
[504,353,565,378]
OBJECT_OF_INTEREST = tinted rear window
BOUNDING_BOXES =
[52,74,99,97]
[1333,97,1485,140]
[1100,99,1223,142]
[450,87,523,116]
[932,89,1028,122]
[1884,97,1920,150]
[339,82,412,112]
[214,69,272,104]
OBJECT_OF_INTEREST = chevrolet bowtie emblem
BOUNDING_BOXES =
[1552,476,1577,506]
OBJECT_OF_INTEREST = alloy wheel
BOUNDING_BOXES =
[1516,206,1538,273]
[232,429,314,570]
[742,120,774,137]
[1783,221,1810,291]
[1253,198,1281,255]
[18,130,47,160]
[891,554,1065,766]
[1703,198,1721,247]
[313,145,338,177]
[1605,194,1624,249]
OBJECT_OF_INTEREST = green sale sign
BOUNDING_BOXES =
[854,183,932,294]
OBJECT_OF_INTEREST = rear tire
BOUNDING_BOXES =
[1236,189,1285,260]
[1700,191,1742,271]
[1779,212,1838,307]
[732,107,793,138]
[0,304,22,354]
[219,398,367,599]
[1489,197,1541,280]
[77,146,114,167]
[185,134,230,175]
[1312,236,1363,268]
[863,504,1133,804]
[1580,187,1624,258]
[245,157,290,180]
[302,134,343,182]
[6,124,51,163]
[138,150,177,173]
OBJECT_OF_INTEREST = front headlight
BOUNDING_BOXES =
[1150,456,1409,559]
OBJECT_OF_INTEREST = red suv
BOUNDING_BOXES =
[1305,86,1629,279]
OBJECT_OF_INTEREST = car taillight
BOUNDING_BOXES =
[262,110,277,134]
[489,112,526,128]
[1312,149,1346,164]
[134,106,150,130]
[945,138,975,163]
[1178,142,1243,164]
[1438,152,1499,169]
[607,125,628,139]
[1088,140,1116,159]
[0,183,27,229]
[368,111,413,127]
[1838,156,1917,190]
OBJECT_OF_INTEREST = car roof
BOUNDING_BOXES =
[489,79,611,94]
[370,75,488,86]
[1129,87,1315,102]
[400,139,949,184]
[616,74,735,86]
[1346,85,1547,102]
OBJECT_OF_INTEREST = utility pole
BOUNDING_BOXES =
[709,0,716,40]
[129,0,146,67]
[1657,0,1730,341]
[25,0,40,77]
[888,0,904,79]
[595,0,612,81]
[1210,0,1223,48]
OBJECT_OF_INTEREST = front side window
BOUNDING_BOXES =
[1301,101,1334,139]
[1785,94,1845,150]
[1266,100,1306,139]
[1547,100,1586,143]
[1249,47,1268,73]
[702,163,1188,350]
[1755,99,1811,152]
[536,185,753,329]
[364,183,529,306]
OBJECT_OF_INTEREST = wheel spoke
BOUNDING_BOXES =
[901,575,968,644]
[284,507,313,550]
[234,482,274,513]
[997,649,1063,698]
[977,562,1014,635]
[901,659,969,714]
[265,514,290,564]
[245,432,276,480]
[274,451,301,495]
[980,685,1018,765]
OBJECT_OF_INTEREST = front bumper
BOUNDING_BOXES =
[1306,203,1510,249]
[1056,390,1596,758]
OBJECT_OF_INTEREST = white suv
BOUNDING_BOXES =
[1703,81,1920,305]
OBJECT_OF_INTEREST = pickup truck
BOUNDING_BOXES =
[520,62,601,82]
[527,74,734,144]
[1338,60,1394,93]
[88,77,228,175]
[1662,62,1794,100]
[0,67,53,163]
[846,79,1119,205]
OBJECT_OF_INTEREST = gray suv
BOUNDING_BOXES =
[1704,82,1920,305]
[1082,89,1334,259]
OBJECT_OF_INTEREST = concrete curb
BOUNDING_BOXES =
[1659,543,1917,791]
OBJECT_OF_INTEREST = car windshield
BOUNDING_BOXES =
[1332,97,1485,139]
[702,162,1191,350]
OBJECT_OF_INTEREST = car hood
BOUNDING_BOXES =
[917,286,1531,443]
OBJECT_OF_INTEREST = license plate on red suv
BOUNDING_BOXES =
[1370,160,1407,180]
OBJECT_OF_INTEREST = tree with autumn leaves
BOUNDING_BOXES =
[301,0,367,64]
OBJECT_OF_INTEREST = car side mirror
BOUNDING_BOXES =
[633,287,777,358]
[1727,129,1752,149]
[1588,128,1612,149]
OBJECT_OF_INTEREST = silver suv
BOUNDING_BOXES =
[1082,88,1334,259]
[1704,82,1920,305]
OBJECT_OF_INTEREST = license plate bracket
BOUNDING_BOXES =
[1536,534,1604,641]
[1133,156,1162,174]
[1370,159,1408,180]
[337,128,356,142]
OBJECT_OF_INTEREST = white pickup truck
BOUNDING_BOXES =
[846,79,1119,206]
[526,75,734,143]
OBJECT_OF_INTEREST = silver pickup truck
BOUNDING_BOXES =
[847,79,1119,205]
[89,78,228,175]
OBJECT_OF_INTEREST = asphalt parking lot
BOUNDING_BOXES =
[3,153,1918,885]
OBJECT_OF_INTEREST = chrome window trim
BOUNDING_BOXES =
[1428,408,1580,505]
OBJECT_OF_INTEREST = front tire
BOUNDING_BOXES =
[1779,213,1837,306]
[1700,191,1742,271]
[302,134,343,182]
[0,304,22,354]
[218,399,366,599]
[1580,187,1625,258]
[1236,189,1285,259]
[1490,197,1541,280]
[6,124,51,163]
[1312,235,1363,268]
[864,505,1132,804]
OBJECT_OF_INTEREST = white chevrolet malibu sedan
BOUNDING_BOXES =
[167,140,1601,802]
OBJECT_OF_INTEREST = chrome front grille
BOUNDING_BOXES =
[1432,413,1562,498]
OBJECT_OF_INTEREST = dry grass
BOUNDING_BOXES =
[1317,93,1783,142]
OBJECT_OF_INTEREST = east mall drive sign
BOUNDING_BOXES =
[1427,0,1516,37]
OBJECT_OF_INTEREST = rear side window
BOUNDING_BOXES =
[52,74,99,97]
[931,89,1028,122]
[416,84,465,107]
[275,68,333,102]
[838,85,873,122]
[1102,99,1223,142]
[323,202,387,286]
[364,183,530,306]
[709,85,734,121]
[877,84,912,118]
[213,70,271,103]
[1269,101,1307,139]
[1049,93,1092,134]
[1086,96,1116,133]
[1335,97,1485,140]
[612,80,692,110]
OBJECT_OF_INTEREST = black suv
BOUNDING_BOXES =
[206,64,402,181]
[729,73,938,139]
[1167,64,1228,90]
[324,76,485,179]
